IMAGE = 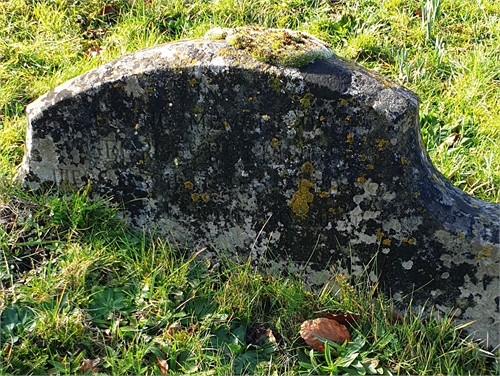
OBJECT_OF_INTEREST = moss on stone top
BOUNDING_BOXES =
[204,26,332,68]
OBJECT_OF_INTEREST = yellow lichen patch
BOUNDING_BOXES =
[401,156,410,165]
[191,105,203,116]
[270,137,279,148]
[188,78,197,87]
[366,164,374,170]
[456,297,469,309]
[184,181,194,190]
[205,26,332,68]
[289,179,315,218]
[356,174,366,185]
[223,121,230,130]
[299,93,312,108]
[201,193,210,203]
[346,133,354,144]
[204,27,230,40]
[382,238,391,246]
[319,191,329,198]
[376,228,384,241]
[403,237,416,245]
[375,139,389,151]
[191,193,200,202]
[478,246,492,259]
[301,161,315,174]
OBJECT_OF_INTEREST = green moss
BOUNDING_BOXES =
[269,75,285,93]
[375,139,389,151]
[191,105,204,116]
[299,92,312,108]
[204,26,332,68]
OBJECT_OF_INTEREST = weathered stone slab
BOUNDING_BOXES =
[17,27,499,346]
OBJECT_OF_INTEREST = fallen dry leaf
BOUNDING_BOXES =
[85,46,102,58]
[167,322,182,337]
[443,132,460,147]
[99,4,116,15]
[80,358,100,374]
[391,310,404,324]
[321,312,360,327]
[300,318,350,352]
[156,357,169,374]
[4,343,12,355]
[84,28,106,39]
[246,322,276,346]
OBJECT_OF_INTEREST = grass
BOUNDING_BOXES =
[1,187,497,375]
[0,0,499,374]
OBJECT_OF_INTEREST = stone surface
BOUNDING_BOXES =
[17,27,499,346]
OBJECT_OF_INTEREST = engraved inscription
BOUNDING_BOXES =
[53,167,83,185]
[99,137,116,160]
[98,136,130,164]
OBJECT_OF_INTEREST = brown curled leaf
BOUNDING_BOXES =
[391,310,404,324]
[300,318,350,352]
[84,46,102,58]
[80,358,100,374]
[99,4,116,15]
[246,322,276,346]
[322,312,360,327]
[156,357,168,374]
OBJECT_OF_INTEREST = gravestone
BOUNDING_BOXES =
[17,27,499,346]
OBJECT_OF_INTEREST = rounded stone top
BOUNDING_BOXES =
[204,26,333,68]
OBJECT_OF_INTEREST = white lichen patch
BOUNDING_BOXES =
[124,76,145,98]
[204,26,332,68]
[350,230,378,245]
[457,273,500,344]
[401,260,413,270]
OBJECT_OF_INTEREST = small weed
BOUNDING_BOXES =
[299,335,387,375]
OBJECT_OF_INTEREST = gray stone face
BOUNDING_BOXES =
[17,28,499,346]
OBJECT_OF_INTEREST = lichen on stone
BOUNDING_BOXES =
[300,161,315,174]
[289,178,315,218]
[204,26,332,68]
